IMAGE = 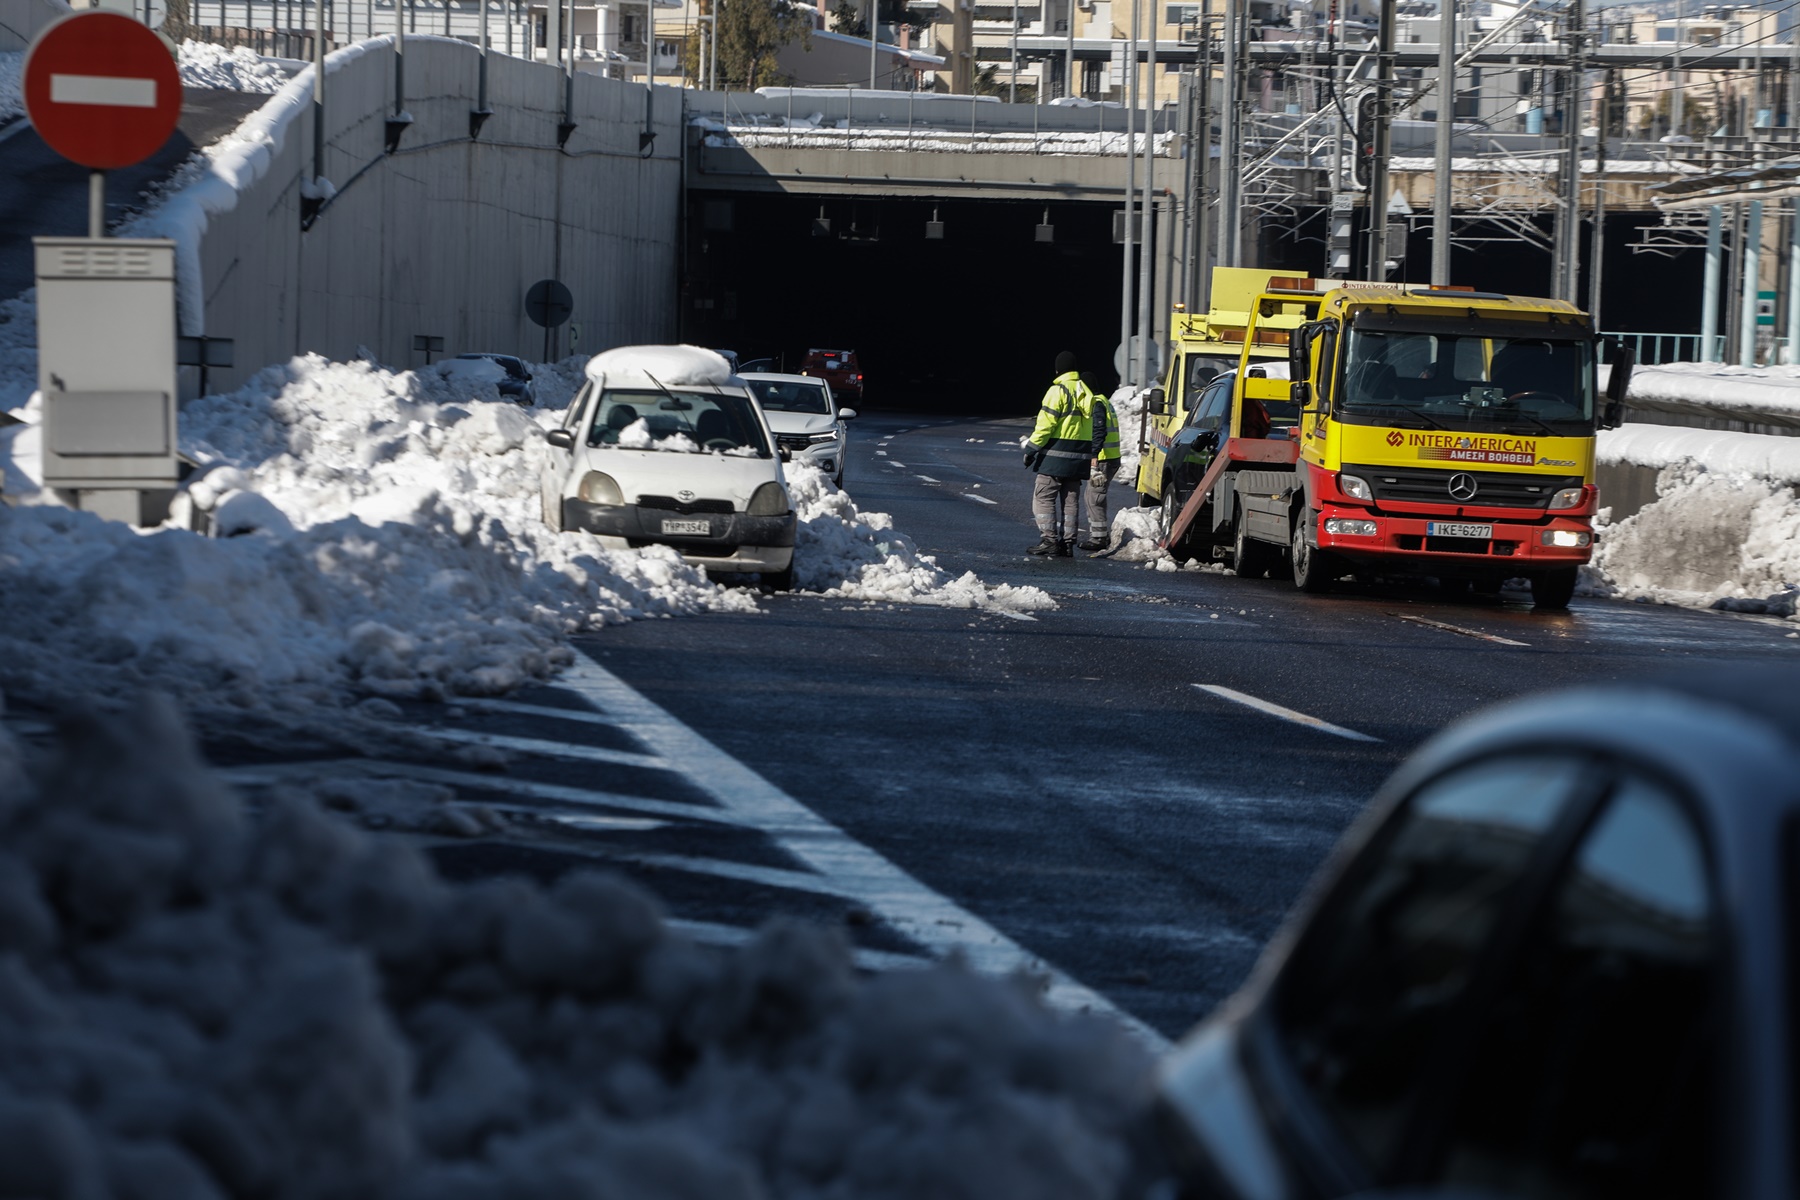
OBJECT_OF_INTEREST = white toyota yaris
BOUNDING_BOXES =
[541,345,797,589]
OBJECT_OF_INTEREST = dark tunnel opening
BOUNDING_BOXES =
[681,193,1138,417]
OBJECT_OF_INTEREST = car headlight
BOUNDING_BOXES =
[1338,473,1372,502]
[807,432,839,444]
[747,481,790,516]
[1548,486,1586,510]
[1540,529,1592,547]
[578,471,623,505]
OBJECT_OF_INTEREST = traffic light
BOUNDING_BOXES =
[1353,91,1378,189]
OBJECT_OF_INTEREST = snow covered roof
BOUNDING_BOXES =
[584,344,736,388]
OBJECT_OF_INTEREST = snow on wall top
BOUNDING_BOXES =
[1599,423,1800,482]
[584,344,735,389]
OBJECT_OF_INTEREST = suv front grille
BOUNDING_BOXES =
[1344,464,1582,510]
[776,435,812,453]
[637,495,735,515]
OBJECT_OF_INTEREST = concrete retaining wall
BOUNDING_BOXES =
[188,37,681,392]
[0,0,67,52]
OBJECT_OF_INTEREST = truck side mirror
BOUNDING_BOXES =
[1147,387,1168,415]
[546,428,575,449]
[1290,381,1313,409]
[1602,341,1635,429]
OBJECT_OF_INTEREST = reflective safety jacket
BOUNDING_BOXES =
[1029,371,1097,480]
[1092,394,1121,462]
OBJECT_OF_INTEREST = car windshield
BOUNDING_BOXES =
[587,388,771,456]
[747,379,832,415]
[1340,329,1594,433]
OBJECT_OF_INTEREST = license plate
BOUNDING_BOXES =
[1428,522,1492,539]
[660,518,711,536]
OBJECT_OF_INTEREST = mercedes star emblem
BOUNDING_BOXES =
[1448,473,1479,501]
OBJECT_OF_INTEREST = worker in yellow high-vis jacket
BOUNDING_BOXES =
[1023,351,1097,557]
[1078,390,1121,553]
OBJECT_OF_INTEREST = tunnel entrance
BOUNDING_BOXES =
[681,193,1138,416]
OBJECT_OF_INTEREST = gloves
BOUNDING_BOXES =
[1023,445,1046,471]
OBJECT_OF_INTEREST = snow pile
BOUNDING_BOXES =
[0,354,754,712]
[0,50,21,123]
[1617,360,1800,424]
[178,41,294,93]
[1588,460,1800,614]
[1587,426,1800,614]
[585,343,734,389]
[617,419,700,454]
[1109,384,1146,486]
[0,698,1156,1200]
[788,461,1055,613]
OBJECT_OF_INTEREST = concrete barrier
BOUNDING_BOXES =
[0,0,69,53]
[141,35,681,394]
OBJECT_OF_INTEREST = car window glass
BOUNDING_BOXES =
[1187,380,1233,432]
[1436,774,1716,1200]
[748,380,831,415]
[587,388,770,456]
[563,381,593,431]
[1273,755,1587,1175]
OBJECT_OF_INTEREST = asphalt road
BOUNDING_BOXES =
[0,88,271,299]
[47,409,1783,1049]
[573,412,1800,1040]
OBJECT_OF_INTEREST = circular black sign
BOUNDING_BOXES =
[525,279,574,328]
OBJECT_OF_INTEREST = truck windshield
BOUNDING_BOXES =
[1340,329,1594,434]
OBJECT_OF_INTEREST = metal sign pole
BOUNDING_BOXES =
[88,171,104,239]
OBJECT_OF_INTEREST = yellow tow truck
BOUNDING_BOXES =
[1157,277,1634,609]
[1134,268,1308,519]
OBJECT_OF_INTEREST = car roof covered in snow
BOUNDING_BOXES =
[584,345,737,389]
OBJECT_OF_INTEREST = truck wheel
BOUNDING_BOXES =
[1231,513,1278,579]
[1531,568,1578,610]
[1290,509,1335,593]
[1160,487,1194,565]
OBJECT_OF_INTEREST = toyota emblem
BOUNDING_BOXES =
[1448,473,1479,501]
[677,490,696,502]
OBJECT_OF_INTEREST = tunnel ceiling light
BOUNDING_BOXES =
[926,206,944,240]
[1035,207,1054,244]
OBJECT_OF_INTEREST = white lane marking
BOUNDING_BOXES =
[1392,612,1530,647]
[1192,684,1382,743]
[915,474,940,484]
[452,697,630,727]
[875,450,888,456]
[420,725,666,769]
[963,492,997,505]
[536,812,666,832]
[51,73,157,107]
[885,461,908,469]
[220,760,738,825]
[561,653,1169,1050]
[669,917,933,971]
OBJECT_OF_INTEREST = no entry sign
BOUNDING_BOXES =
[24,11,182,170]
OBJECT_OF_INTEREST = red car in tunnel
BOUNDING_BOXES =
[800,348,863,404]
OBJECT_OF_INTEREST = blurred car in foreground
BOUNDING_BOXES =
[740,371,856,489]
[1155,672,1797,1200]
[540,345,795,588]
[453,352,534,405]
[800,348,863,404]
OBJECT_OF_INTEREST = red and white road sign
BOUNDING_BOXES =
[23,11,181,171]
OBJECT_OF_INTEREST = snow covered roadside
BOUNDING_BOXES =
[1617,360,1800,426]
[1588,424,1800,616]
[176,41,296,93]
[0,697,1155,1200]
[0,352,1049,715]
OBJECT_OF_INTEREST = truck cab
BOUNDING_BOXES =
[1135,268,1302,509]
[1160,279,1631,610]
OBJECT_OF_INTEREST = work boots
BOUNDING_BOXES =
[1057,540,1075,557]
[1027,536,1060,556]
